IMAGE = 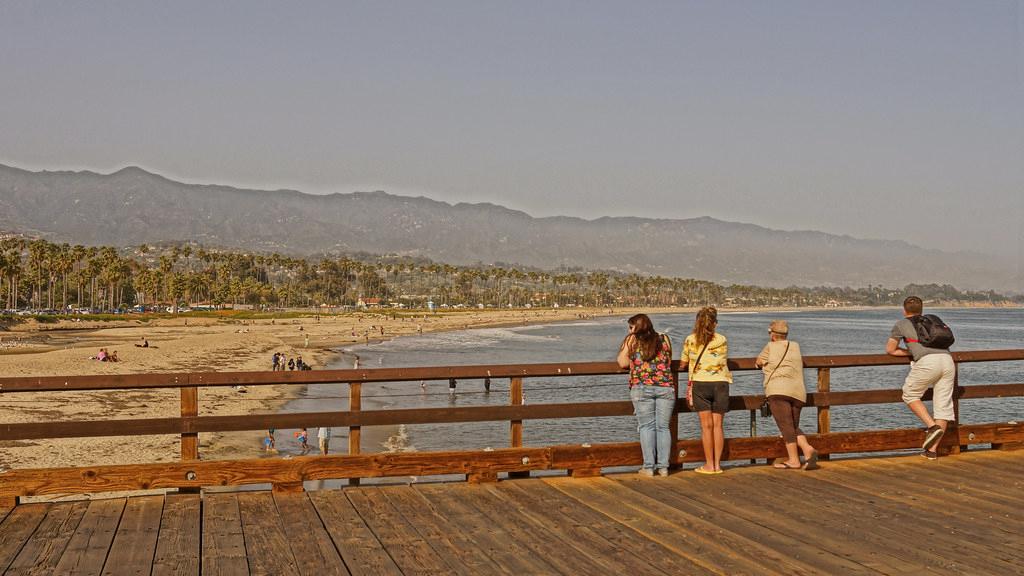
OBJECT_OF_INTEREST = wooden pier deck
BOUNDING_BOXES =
[1,448,1021,576]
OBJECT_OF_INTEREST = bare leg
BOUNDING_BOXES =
[906,399,936,428]
[773,441,802,468]
[712,412,725,471]
[795,435,816,461]
[699,411,715,470]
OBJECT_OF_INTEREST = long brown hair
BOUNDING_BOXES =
[692,306,717,348]
[626,313,662,362]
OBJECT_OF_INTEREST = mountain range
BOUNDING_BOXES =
[0,163,1017,291]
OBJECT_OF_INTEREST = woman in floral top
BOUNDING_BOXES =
[680,306,732,474]
[617,314,675,477]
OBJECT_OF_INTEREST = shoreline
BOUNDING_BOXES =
[2,303,1018,476]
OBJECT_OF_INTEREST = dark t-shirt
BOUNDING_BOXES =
[890,317,950,362]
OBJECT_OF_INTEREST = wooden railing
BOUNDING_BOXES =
[1,349,1023,505]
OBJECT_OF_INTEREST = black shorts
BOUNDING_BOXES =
[691,381,730,413]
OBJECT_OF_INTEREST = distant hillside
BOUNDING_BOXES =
[0,163,1016,290]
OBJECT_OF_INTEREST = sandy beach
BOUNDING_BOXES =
[0,307,662,473]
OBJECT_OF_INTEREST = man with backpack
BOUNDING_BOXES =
[886,296,956,460]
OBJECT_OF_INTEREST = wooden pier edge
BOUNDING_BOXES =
[2,422,1021,500]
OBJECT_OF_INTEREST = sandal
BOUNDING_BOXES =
[773,461,801,470]
[694,465,719,475]
[803,450,820,471]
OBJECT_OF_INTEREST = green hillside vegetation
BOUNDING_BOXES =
[0,238,1017,314]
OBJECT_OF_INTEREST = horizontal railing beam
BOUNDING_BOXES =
[4,383,1022,441]
[2,422,1021,500]
[1,349,1022,392]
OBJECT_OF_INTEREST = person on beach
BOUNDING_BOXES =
[616,313,674,477]
[271,352,280,371]
[263,429,276,452]
[886,296,956,460]
[135,337,149,348]
[287,357,295,370]
[755,320,818,470]
[318,426,331,455]
[680,307,731,474]
[294,428,310,454]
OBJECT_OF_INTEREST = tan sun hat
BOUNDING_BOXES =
[769,319,789,335]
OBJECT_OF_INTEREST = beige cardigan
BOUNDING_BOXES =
[756,340,806,402]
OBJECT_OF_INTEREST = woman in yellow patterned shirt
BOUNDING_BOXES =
[680,306,732,474]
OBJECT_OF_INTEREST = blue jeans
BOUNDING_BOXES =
[631,385,676,470]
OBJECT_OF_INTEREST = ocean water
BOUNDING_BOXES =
[312,308,1024,455]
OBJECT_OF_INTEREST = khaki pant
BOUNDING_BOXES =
[902,353,956,421]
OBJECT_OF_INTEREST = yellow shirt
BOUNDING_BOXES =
[683,333,732,383]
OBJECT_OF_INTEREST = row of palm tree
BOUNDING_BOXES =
[0,237,1013,312]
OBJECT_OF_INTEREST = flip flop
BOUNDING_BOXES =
[803,451,820,471]
[773,461,801,470]
[694,466,718,475]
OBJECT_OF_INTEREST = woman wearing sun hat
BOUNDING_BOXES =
[755,320,818,470]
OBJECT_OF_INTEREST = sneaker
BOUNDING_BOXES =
[921,449,938,460]
[656,468,669,477]
[637,468,655,477]
[922,425,945,451]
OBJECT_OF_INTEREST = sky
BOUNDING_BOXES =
[1,1,1022,261]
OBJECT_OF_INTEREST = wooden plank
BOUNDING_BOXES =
[101,495,164,576]
[5,501,88,576]
[5,428,1022,502]
[455,482,614,575]
[151,493,200,576]
[0,504,49,572]
[53,498,126,576]
[345,488,452,575]
[496,480,713,575]
[377,485,509,576]
[670,467,950,575]
[201,493,249,576]
[768,463,1024,570]
[0,447,551,499]
[820,460,1024,535]
[543,477,789,575]
[415,483,557,575]
[236,491,301,576]
[307,489,402,576]
[614,472,888,575]
[271,492,348,576]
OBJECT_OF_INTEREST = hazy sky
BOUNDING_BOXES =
[1,1,1021,260]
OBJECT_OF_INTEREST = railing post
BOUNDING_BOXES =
[749,409,757,464]
[180,386,198,461]
[179,386,200,494]
[669,372,680,469]
[349,381,361,486]
[508,377,528,478]
[817,367,830,460]
[949,362,962,455]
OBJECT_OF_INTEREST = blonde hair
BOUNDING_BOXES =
[692,306,717,348]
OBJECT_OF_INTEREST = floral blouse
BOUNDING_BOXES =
[629,334,674,388]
